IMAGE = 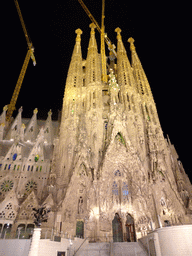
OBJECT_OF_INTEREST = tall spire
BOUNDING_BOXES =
[85,23,101,87]
[115,28,136,90]
[62,29,83,119]
[128,37,153,98]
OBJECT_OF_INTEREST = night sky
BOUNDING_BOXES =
[1,1,191,181]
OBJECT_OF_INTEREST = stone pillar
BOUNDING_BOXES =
[28,228,41,256]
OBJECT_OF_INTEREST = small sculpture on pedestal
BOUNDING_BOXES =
[32,204,50,227]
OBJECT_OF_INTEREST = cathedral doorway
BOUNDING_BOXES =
[76,220,84,238]
[112,213,123,242]
[125,213,136,242]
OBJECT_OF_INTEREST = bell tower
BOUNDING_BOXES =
[52,24,192,240]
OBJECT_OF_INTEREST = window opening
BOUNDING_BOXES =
[114,170,121,176]
[112,181,118,195]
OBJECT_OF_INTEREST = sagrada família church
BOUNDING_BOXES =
[0,23,191,242]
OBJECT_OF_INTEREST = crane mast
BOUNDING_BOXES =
[78,0,117,61]
[101,0,107,83]
[6,1,36,122]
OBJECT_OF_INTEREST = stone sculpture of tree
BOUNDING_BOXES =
[32,204,50,227]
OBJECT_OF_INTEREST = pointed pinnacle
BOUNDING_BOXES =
[75,28,83,42]
[3,105,8,111]
[128,37,136,52]
[89,23,96,34]
[115,27,122,40]
[33,108,38,114]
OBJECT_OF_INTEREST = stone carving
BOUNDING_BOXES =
[99,212,111,231]
[78,196,84,214]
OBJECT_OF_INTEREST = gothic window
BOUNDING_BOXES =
[0,180,14,192]
[14,125,17,131]
[0,211,5,219]
[12,153,17,161]
[93,91,96,99]
[112,181,118,196]
[122,182,129,201]
[20,211,28,219]
[114,170,121,177]
[8,211,16,219]
[5,203,12,210]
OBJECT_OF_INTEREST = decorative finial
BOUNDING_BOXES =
[128,37,136,52]
[48,109,52,116]
[75,28,83,42]
[89,23,96,34]
[115,27,122,40]
[19,106,23,113]
[3,105,8,112]
[34,108,38,114]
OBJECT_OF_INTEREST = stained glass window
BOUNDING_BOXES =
[25,181,37,192]
[114,170,121,176]
[122,182,129,201]
[112,181,118,195]
[1,180,14,192]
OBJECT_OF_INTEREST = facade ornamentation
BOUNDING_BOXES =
[0,24,191,241]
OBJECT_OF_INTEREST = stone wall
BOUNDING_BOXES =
[139,225,192,256]
[0,239,31,256]
[157,225,192,256]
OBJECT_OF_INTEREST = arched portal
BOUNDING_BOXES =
[125,213,136,242]
[76,220,84,238]
[112,213,123,242]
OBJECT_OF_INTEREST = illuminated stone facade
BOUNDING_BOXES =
[0,24,191,241]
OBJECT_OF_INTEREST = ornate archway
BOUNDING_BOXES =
[125,213,136,242]
[112,213,123,242]
[76,220,84,238]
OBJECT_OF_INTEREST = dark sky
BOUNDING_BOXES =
[1,1,191,181]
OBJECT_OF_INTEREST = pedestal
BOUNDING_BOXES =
[28,228,41,256]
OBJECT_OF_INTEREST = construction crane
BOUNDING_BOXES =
[78,0,117,79]
[100,0,107,83]
[6,0,36,122]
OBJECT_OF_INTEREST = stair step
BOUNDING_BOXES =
[76,241,147,256]
[113,242,147,256]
